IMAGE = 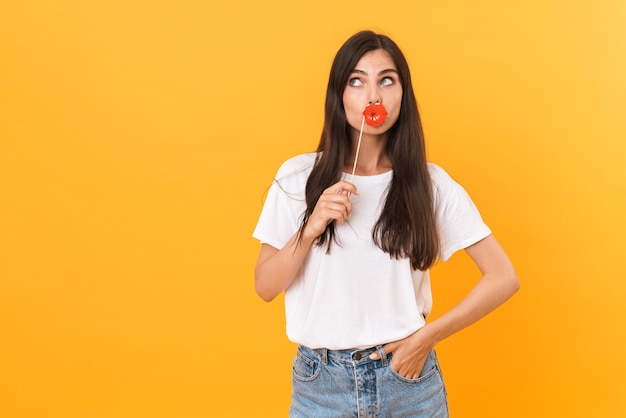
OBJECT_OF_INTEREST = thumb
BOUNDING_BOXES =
[369,343,394,360]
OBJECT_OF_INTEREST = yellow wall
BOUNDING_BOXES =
[1,1,625,416]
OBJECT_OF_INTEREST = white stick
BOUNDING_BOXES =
[349,115,366,183]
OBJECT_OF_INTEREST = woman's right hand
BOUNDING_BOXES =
[255,180,359,302]
[302,180,359,240]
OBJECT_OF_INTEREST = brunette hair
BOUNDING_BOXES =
[299,30,439,270]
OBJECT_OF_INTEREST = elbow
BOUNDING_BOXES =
[255,284,278,302]
[507,268,521,296]
[254,272,280,302]
[513,274,520,292]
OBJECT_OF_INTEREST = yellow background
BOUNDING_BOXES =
[1,0,625,416]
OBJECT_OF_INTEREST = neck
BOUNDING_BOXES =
[345,131,392,176]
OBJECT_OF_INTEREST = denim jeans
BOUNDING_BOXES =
[290,345,449,418]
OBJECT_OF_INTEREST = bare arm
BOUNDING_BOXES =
[254,180,358,302]
[371,234,519,378]
[423,234,519,342]
[254,236,313,302]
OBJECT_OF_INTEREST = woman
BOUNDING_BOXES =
[253,30,519,417]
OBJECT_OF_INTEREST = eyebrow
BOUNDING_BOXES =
[351,68,398,76]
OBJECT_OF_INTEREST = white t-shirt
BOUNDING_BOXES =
[253,153,491,350]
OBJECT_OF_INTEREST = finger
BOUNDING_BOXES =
[326,206,349,224]
[318,196,352,218]
[315,203,350,225]
[341,181,359,195]
[327,181,358,196]
[320,192,353,206]
[409,366,424,380]
[383,342,398,354]
[370,342,396,360]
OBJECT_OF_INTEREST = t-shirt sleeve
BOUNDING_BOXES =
[431,164,492,261]
[252,158,309,250]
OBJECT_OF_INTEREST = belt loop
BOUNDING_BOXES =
[376,345,389,366]
[320,348,328,365]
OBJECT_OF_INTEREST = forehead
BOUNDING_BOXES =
[353,49,397,72]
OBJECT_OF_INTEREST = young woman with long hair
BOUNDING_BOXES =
[253,30,519,417]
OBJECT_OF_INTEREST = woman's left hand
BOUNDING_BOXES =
[369,235,519,380]
[370,327,435,379]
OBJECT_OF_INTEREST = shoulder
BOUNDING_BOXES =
[427,162,457,189]
[276,152,317,178]
[271,153,318,193]
[427,162,471,204]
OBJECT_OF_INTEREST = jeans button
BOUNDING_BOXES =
[354,352,363,361]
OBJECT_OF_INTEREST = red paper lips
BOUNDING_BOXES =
[362,102,388,127]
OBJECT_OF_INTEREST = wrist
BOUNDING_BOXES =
[419,322,445,347]
[301,220,324,243]
[298,225,318,247]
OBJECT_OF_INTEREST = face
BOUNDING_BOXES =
[342,49,403,137]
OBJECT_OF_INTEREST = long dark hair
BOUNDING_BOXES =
[298,30,439,270]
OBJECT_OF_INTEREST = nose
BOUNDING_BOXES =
[368,85,381,104]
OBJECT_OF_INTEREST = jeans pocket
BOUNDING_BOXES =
[387,350,440,384]
[292,348,321,382]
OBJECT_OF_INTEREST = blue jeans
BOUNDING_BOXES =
[290,345,449,418]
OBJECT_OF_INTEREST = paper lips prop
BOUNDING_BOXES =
[362,102,388,127]
[349,102,390,182]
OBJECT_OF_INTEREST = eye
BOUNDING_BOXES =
[380,76,394,86]
[348,78,363,87]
